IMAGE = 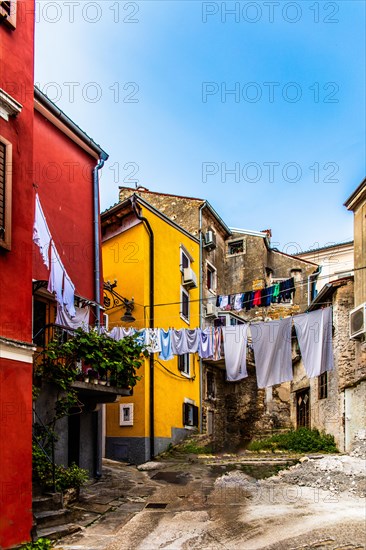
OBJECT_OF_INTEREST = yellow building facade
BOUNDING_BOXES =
[101,195,201,464]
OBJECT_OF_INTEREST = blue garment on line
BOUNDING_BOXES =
[159,329,174,361]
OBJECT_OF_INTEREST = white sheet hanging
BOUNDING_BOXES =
[47,242,64,306]
[294,307,334,378]
[145,328,162,353]
[63,273,76,317]
[33,194,52,269]
[55,304,90,331]
[251,317,293,388]
[222,324,248,381]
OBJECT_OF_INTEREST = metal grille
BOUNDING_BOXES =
[0,141,6,235]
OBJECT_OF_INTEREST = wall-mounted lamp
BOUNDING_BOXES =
[103,281,135,323]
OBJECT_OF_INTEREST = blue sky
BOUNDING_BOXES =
[35,1,365,252]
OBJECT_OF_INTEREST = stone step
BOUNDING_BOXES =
[34,508,73,528]
[36,523,81,541]
[33,493,63,513]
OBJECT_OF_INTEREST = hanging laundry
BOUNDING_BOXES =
[223,295,233,311]
[109,327,137,341]
[198,327,214,359]
[171,329,189,355]
[261,286,274,307]
[294,307,334,378]
[186,329,201,353]
[48,242,64,306]
[251,317,293,388]
[233,293,244,311]
[279,277,295,302]
[145,328,162,353]
[272,283,280,303]
[33,194,52,269]
[222,324,248,382]
[63,273,76,317]
[55,304,90,331]
[159,329,174,361]
[253,289,262,307]
[243,291,254,311]
[213,327,222,361]
[217,295,229,309]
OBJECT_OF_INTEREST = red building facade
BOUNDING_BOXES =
[0,1,36,546]
[1,1,108,545]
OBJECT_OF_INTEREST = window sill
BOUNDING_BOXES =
[180,371,191,379]
[226,252,245,258]
[180,314,190,326]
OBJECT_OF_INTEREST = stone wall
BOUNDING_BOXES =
[119,187,203,236]
[290,279,361,452]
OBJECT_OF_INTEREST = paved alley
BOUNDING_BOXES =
[53,451,366,550]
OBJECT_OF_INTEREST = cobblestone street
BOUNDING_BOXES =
[53,452,366,550]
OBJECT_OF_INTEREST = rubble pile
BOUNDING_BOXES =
[266,454,366,497]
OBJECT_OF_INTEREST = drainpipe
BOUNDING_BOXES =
[131,196,155,459]
[93,158,107,325]
[199,203,205,434]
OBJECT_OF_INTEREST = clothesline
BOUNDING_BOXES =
[216,277,296,312]
[103,307,334,388]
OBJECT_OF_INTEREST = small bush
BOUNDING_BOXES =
[247,428,338,453]
[33,443,88,492]
[21,538,53,549]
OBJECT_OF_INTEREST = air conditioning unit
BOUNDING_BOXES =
[205,303,218,318]
[349,303,366,340]
[183,268,197,289]
[203,231,216,251]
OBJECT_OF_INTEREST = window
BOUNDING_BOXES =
[180,286,190,322]
[206,371,215,399]
[227,239,245,256]
[296,389,310,428]
[0,0,17,29]
[206,262,217,293]
[180,246,191,272]
[119,403,134,426]
[178,353,190,376]
[183,401,199,427]
[318,372,328,400]
[0,137,12,250]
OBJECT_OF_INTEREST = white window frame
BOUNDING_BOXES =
[227,238,246,257]
[206,261,217,294]
[183,397,198,429]
[180,244,193,273]
[180,286,190,324]
[178,353,191,377]
[119,403,134,426]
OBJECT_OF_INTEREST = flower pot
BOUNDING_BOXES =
[84,377,89,383]
[99,380,107,386]
[93,379,98,385]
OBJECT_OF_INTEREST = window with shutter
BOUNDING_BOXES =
[0,137,12,250]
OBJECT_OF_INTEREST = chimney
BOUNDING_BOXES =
[262,229,272,240]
